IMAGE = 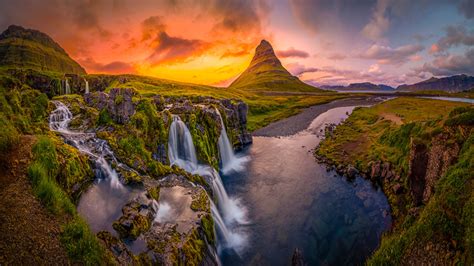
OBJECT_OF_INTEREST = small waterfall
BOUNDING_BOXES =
[211,202,245,251]
[65,79,71,94]
[85,79,89,94]
[216,109,249,174]
[168,116,198,171]
[167,115,247,252]
[49,101,124,190]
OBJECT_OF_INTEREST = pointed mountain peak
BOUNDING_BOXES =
[229,40,323,92]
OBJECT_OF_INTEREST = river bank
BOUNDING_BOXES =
[253,96,386,137]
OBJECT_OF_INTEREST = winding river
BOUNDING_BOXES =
[221,106,392,265]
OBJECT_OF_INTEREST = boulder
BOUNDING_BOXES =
[113,194,157,240]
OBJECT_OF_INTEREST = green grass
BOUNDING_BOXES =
[315,97,473,263]
[28,136,106,264]
[368,134,474,265]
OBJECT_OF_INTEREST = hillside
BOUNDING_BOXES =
[0,25,85,74]
[229,40,323,92]
[397,74,474,93]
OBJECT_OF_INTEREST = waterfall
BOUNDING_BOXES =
[168,115,198,172]
[215,109,249,174]
[85,79,89,94]
[167,115,247,252]
[49,101,124,190]
[211,202,245,251]
[65,79,71,94]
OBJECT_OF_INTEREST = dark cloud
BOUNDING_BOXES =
[276,48,309,58]
[458,0,474,19]
[433,25,474,53]
[415,49,474,76]
[360,44,424,64]
[147,31,208,64]
[141,16,165,41]
[79,57,135,73]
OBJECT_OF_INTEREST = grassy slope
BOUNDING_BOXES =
[315,97,473,263]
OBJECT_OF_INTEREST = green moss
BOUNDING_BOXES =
[97,108,113,126]
[191,190,210,213]
[0,113,20,152]
[148,186,160,201]
[181,229,206,265]
[201,214,215,246]
[113,214,151,240]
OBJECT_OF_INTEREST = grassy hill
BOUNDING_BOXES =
[230,40,323,92]
[0,25,86,75]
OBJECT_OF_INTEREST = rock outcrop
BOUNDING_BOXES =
[85,88,137,124]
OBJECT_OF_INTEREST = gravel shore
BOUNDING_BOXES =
[253,96,386,137]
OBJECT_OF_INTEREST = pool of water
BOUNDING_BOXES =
[419,96,474,104]
[220,106,391,265]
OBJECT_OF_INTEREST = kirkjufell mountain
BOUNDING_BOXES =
[230,40,322,92]
[0,25,85,74]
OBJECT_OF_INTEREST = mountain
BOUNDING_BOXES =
[229,40,322,92]
[397,74,474,92]
[321,82,394,91]
[0,25,86,74]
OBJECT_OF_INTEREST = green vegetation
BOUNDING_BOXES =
[27,136,107,264]
[368,133,473,265]
[191,190,210,212]
[61,218,105,265]
[0,25,86,74]
[201,214,216,246]
[316,98,473,263]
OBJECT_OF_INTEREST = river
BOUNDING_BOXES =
[220,106,392,265]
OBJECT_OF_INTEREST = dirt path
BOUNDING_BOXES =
[0,135,70,264]
[253,96,386,137]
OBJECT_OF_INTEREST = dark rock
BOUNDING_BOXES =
[408,141,429,206]
[108,88,137,124]
[346,165,358,179]
[291,248,305,266]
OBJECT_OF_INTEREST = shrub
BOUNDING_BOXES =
[0,114,20,152]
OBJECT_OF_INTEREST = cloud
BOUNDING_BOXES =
[414,49,474,76]
[141,16,165,41]
[360,43,424,64]
[362,0,390,40]
[327,53,347,60]
[79,57,136,73]
[286,62,318,76]
[433,25,474,53]
[276,48,309,58]
[147,31,209,64]
[458,0,474,19]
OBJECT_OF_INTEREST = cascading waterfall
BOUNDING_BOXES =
[49,101,124,189]
[167,115,247,252]
[85,79,89,94]
[216,109,249,174]
[168,115,198,171]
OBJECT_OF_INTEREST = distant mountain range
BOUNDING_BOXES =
[0,25,86,74]
[322,75,474,93]
[230,40,323,92]
[321,82,394,91]
[397,74,474,93]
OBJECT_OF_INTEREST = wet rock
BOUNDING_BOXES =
[97,231,135,264]
[113,194,157,240]
[291,248,305,266]
[346,165,358,179]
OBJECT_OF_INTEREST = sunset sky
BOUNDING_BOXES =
[1,0,473,87]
